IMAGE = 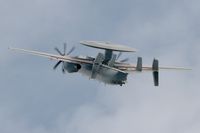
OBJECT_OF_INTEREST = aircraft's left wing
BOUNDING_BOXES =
[115,61,191,86]
[9,47,93,64]
[114,63,191,71]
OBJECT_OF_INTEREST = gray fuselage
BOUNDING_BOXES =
[63,52,128,86]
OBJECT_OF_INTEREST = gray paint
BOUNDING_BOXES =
[0,0,199,133]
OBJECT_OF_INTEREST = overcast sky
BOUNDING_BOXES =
[0,0,199,133]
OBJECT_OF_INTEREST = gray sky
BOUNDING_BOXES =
[0,0,199,133]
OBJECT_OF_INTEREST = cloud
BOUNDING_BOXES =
[0,0,199,133]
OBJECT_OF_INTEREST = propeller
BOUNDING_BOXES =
[116,52,129,62]
[119,58,129,63]
[53,43,75,73]
[116,52,122,60]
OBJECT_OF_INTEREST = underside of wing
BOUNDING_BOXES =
[116,64,191,71]
[115,57,191,86]
[9,47,93,64]
[115,57,191,71]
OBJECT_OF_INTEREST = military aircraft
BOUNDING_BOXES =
[9,41,190,86]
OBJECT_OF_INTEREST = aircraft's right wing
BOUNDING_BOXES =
[9,47,127,73]
[9,47,93,64]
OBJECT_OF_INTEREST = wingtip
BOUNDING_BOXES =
[8,46,15,50]
[8,46,12,50]
[159,67,192,71]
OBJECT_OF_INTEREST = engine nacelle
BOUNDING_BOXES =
[63,62,81,73]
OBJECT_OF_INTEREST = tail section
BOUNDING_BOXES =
[136,57,142,71]
[152,59,159,86]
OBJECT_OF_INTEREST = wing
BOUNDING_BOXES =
[115,58,191,86]
[9,47,93,64]
[114,63,191,71]
[9,47,127,73]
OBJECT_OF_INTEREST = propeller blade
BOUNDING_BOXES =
[63,43,67,55]
[62,64,65,73]
[67,46,75,55]
[120,58,129,62]
[53,61,62,70]
[116,52,122,60]
[54,47,63,56]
